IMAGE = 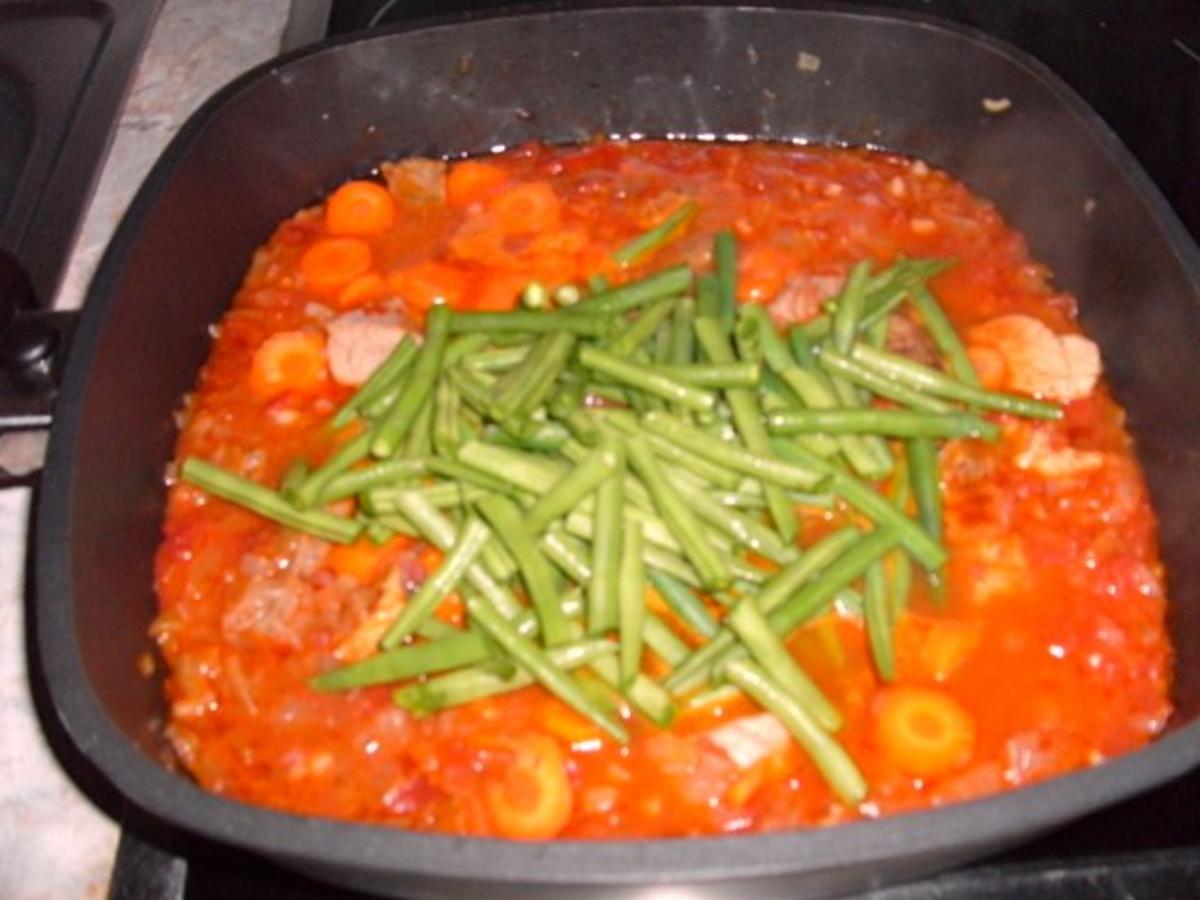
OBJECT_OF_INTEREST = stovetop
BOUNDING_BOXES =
[107,1,1200,898]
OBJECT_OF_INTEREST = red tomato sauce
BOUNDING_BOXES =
[153,141,1171,838]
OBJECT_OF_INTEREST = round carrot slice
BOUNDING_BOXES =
[446,160,510,209]
[300,238,373,291]
[488,181,562,235]
[484,734,573,839]
[248,330,328,398]
[325,180,396,236]
[874,686,976,779]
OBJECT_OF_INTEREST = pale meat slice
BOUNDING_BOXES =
[767,272,845,328]
[381,158,446,204]
[966,314,1100,403]
[705,713,791,769]
[325,311,408,387]
[1011,425,1105,478]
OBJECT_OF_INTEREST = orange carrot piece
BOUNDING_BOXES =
[327,537,389,585]
[470,270,528,312]
[335,272,388,309]
[488,181,562,234]
[249,330,328,398]
[874,686,976,779]
[387,261,469,312]
[484,735,573,839]
[446,160,510,209]
[325,180,396,236]
[300,238,373,291]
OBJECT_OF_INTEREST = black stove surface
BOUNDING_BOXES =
[107,2,1200,898]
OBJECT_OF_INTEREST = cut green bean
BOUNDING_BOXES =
[723,660,866,804]
[766,408,999,441]
[372,306,452,458]
[181,457,361,543]
[863,559,895,681]
[578,345,717,413]
[908,285,981,387]
[626,435,732,590]
[666,473,798,565]
[331,336,418,428]
[448,309,611,336]
[476,494,572,646]
[492,331,577,424]
[647,569,717,639]
[465,593,628,742]
[606,300,677,358]
[818,346,954,413]
[727,599,842,730]
[618,517,646,686]
[291,430,373,509]
[590,655,676,726]
[587,465,624,635]
[568,264,692,316]
[526,442,623,533]
[651,361,762,388]
[380,517,492,649]
[311,631,493,691]
[713,230,738,334]
[613,200,698,266]
[319,457,428,503]
[643,411,824,490]
[832,261,871,354]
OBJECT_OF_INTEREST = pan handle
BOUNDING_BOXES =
[0,248,78,487]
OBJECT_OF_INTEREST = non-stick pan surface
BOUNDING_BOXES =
[35,4,1200,897]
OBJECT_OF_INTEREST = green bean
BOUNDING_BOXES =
[425,457,518,497]
[448,309,611,336]
[587,467,624,635]
[626,435,732,590]
[644,612,690,667]
[330,336,418,428]
[669,296,697,368]
[696,273,721,321]
[727,600,842,730]
[800,258,954,342]
[618,517,647,686]
[662,527,863,694]
[365,481,488,513]
[290,431,372,509]
[476,494,573,646]
[864,559,895,681]
[541,524,593,583]
[647,569,718,640]
[771,439,946,570]
[666,473,798,565]
[577,345,717,413]
[695,317,797,541]
[528,443,623,533]
[562,511,701,587]
[180,457,361,543]
[818,346,954,413]
[832,261,872,354]
[442,332,492,366]
[649,360,762,388]
[908,436,948,606]
[906,285,981,386]
[311,631,492,691]
[713,230,738,333]
[492,331,577,424]
[568,264,692,316]
[432,378,462,457]
[461,344,530,372]
[456,440,566,490]
[393,638,616,714]
[606,299,677,358]
[319,457,428,503]
[466,593,628,741]
[850,343,1062,419]
[380,517,492,649]
[590,655,676,726]
[601,410,741,489]
[279,460,310,497]
[643,411,824,490]
[722,660,866,804]
[390,491,523,618]
[401,391,435,457]
[766,408,999,441]
[372,306,452,458]
[613,200,698,266]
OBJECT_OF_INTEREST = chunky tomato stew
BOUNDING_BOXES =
[155,141,1171,839]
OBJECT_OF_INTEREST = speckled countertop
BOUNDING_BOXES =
[0,1,291,896]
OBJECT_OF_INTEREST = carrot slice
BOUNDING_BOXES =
[387,261,469,312]
[488,181,562,234]
[300,238,373,291]
[325,180,397,236]
[470,270,528,312]
[249,330,328,398]
[446,160,510,209]
[874,686,976,779]
[335,272,388,309]
[484,735,573,839]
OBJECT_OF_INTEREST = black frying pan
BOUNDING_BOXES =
[28,4,1200,897]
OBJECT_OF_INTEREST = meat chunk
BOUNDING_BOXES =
[324,311,409,387]
[382,158,446,204]
[767,272,845,327]
[1012,425,1105,478]
[886,314,940,366]
[705,713,791,769]
[967,314,1100,402]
